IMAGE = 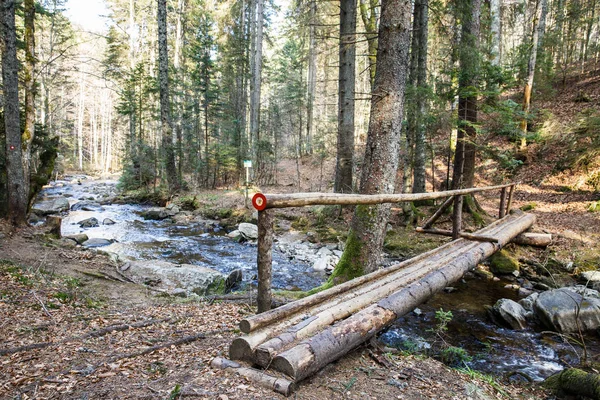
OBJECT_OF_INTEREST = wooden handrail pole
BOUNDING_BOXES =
[257,209,274,313]
[506,184,515,214]
[499,187,507,219]
[422,196,455,229]
[452,195,463,240]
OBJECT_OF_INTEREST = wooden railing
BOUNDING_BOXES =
[252,183,517,313]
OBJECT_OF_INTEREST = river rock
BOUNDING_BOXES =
[533,286,600,333]
[580,270,600,291]
[227,230,241,239]
[102,218,116,225]
[78,217,99,228]
[489,249,520,275]
[31,197,70,215]
[225,269,243,291]
[71,200,104,212]
[492,298,528,330]
[238,223,258,240]
[121,260,225,296]
[82,238,114,247]
[64,234,89,245]
[141,207,170,220]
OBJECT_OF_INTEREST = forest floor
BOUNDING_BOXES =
[2,68,600,399]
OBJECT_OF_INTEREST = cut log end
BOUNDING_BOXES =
[229,338,254,362]
[513,232,552,247]
[239,319,252,334]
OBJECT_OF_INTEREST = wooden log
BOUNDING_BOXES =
[271,213,536,381]
[505,184,515,214]
[252,183,516,210]
[512,232,552,247]
[499,187,507,218]
[421,196,455,229]
[416,227,498,243]
[211,357,295,397]
[232,215,513,363]
[257,209,274,313]
[452,195,463,240]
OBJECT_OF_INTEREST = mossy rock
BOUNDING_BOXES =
[489,250,520,275]
[202,276,227,296]
[520,202,537,211]
[588,201,600,213]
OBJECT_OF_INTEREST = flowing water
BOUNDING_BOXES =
[38,176,599,381]
[39,176,325,291]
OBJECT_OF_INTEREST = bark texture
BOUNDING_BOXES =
[23,0,36,202]
[333,0,412,277]
[257,210,274,313]
[359,0,379,88]
[250,0,264,163]
[1,0,28,225]
[334,0,356,193]
[157,0,179,192]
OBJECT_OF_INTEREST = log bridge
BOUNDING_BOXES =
[212,183,549,396]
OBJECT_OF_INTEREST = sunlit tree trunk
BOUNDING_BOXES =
[359,0,378,88]
[250,0,264,167]
[412,0,429,194]
[306,0,317,155]
[22,0,36,201]
[77,73,85,171]
[331,0,411,280]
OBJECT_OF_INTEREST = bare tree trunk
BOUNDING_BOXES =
[77,73,85,171]
[23,0,35,201]
[519,0,548,149]
[453,0,481,190]
[2,0,27,224]
[490,0,501,65]
[359,0,379,88]
[334,0,356,193]
[250,0,264,168]
[412,0,429,194]
[332,0,411,278]
[306,0,317,155]
[158,0,179,192]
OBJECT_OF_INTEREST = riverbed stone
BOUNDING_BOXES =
[83,238,114,247]
[31,197,70,215]
[238,223,258,240]
[78,217,99,228]
[102,218,116,225]
[225,269,243,292]
[122,260,226,296]
[141,207,170,220]
[580,270,600,291]
[64,234,89,245]
[492,298,528,330]
[533,286,600,333]
[71,200,104,212]
[489,250,520,275]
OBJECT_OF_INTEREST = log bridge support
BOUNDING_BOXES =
[217,184,549,395]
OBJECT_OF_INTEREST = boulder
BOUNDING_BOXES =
[121,260,226,296]
[492,298,528,330]
[103,218,116,225]
[489,249,520,275]
[225,269,243,292]
[82,238,114,248]
[141,207,170,220]
[238,223,258,240]
[78,217,99,228]
[580,270,600,291]
[227,230,241,239]
[71,200,104,212]
[533,286,600,333]
[31,197,70,215]
[64,234,89,245]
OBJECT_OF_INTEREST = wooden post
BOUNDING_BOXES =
[506,184,515,215]
[452,195,463,240]
[499,187,507,218]
[422,196,455,229]
[257,209,274,313]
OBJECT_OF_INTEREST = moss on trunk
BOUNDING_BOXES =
[543,368,600,399]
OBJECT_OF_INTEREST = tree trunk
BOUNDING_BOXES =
[544,368,600,399]
[452,0,481,190]
[334,0,356,194]
[490,0,501,65]
[157,0,179,192]
[412,0,429,194]
[520,0,548,149]
[359,0,379,88]
[332,0,411,278]
[77,73,85,171]
[1,0,27,225]
[306,0,317,155]
[23,0,35,203]
[250,0,264,168]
